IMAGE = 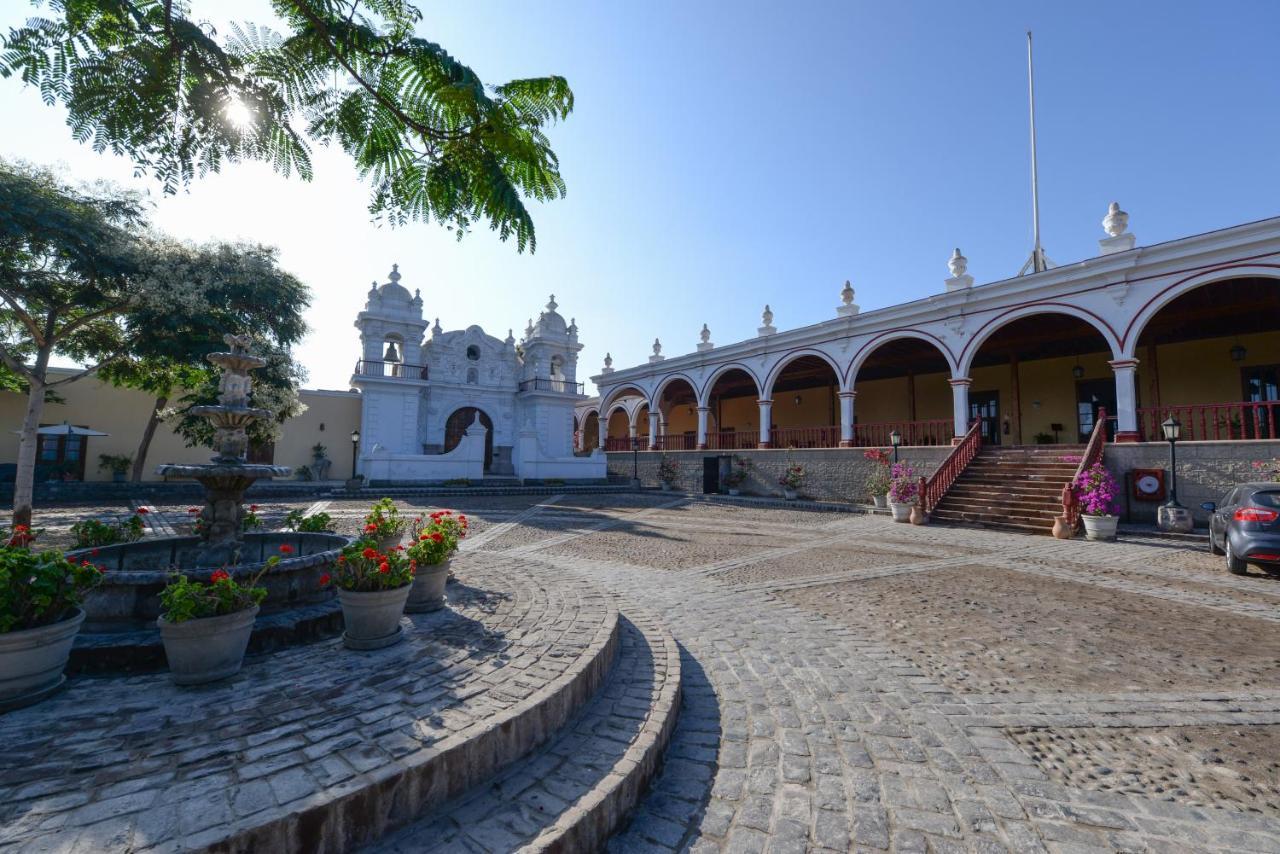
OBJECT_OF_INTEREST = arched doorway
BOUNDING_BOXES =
[444,407,494,471]
[850,336,954,445]
[766,354,842,448]
[581,411,600,452]
[1130,276,1280,440]
[962,312,1117,445]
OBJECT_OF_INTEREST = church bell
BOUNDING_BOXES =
[383,341,401,362]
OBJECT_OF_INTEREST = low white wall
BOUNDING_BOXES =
[361,419,487,481]
[512,432,608,480]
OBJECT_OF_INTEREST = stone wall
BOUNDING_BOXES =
[1103,440,1280,525]
[607,446,953,503]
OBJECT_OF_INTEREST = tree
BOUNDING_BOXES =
[2,0,574,252]
[97,239,310,480]
[0,162,148,526]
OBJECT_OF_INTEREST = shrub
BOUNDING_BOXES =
[887,462,919,503]
[863,449,891,496]
[1252,459,1280,483]
[242,504,264,531]
[325,541,414,591]
[724,456,751,487]
[657,455,679,484]
[158,553,281,623]
[362,498,405,540]
[285,509,333,532]
[407,510,468,566]
[70,514,144,549]
[778,463,805,489]
[1,528,104,633]
[97,454,132,475]
[1074,462,1120,516]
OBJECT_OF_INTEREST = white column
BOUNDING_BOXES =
[948,377,972,441]
[757,399,773,448]
[696,406,710,450]
[838,391,857,447]
[597,416,608,450]
[1109,358,1140,441]
[648,410,660,450]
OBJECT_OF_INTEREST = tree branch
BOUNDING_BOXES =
[0,287,46,347]
[46,356,122,388]
[0,341,34,381]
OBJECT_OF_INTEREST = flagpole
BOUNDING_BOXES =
[1027,30,1044,273]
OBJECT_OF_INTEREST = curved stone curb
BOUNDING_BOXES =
[527,608,682,854]
[205,604,620,853]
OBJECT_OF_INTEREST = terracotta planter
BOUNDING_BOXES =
[1051,515,1073,540]
[889,501,913,522]
[405,561,450,613]
[872,494,888,510]
[0,608,84,711]
[339,585,411,649]
[909,504,927,525]
[158,605,258,685]
[1082,514,1119,542]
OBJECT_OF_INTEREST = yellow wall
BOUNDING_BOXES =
[853,372,951,424]
[0,370,361,481]
[663,405,698,436]
[606,409,630,438]
[1147,331,1280,407]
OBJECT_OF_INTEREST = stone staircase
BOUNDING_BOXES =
[930,445,1082,535]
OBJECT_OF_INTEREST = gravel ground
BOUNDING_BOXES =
[711,544,938,586]
[1007,724,1280,814]
[779,565,1280,693]
[543,525,782,569]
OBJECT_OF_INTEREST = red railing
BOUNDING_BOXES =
[853,419,954,447]
[770,425,840,449]
[654,433,697,451]
[920,417,983,513]
[705,431,759,450]
[604,436,635,451]
[1137,401,1279,442]
[1063,406,1110,529]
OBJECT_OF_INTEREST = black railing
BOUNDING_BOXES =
[354,360,428,380]
[518,377,585,395]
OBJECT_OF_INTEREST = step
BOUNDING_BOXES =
[934,498,1060,517]
[930,513,1056,534]
[366,611,681,853]
[931,508,1056,528]
[948,480,1067,494]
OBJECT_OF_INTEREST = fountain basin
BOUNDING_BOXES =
[68,532,350,630]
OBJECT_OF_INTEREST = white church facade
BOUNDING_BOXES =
[351,266,604,482]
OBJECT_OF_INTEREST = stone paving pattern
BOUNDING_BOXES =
[6,494,1280,852]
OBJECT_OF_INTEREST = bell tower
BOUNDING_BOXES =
[516,295,586,458]
[351,265,431,465]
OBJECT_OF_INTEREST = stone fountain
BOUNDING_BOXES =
[68,335,351,671]
[156,334,291,566]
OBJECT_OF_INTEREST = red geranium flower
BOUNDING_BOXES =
[136,507,149,515]
[364,523,378,533]
[187,507,200,514]
[279,544,294,554]
[211,569,230,583]
[250,504,260,512]
[98,565,107,574]
[90,548,100,556]
[431,532,443,543]
[378,562,390,574]
[318,573,331,586]
[419,533,429,541]
[338,555,347,564]
[362,547,378,559]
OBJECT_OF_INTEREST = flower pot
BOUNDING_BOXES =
[375,532,404,552]
[339,585,412,650]
[889,501,913,522]
[872,494,888,510]
[112,471,126,483]
[405,561,450,613]
[909,504,926,525]
[1081,514,1119,542]
[0,608,84,711]
[783,488,798,501]
[727,488,741,497]
[660,482,673,492]
[1051,515,1073,540]
[158,605,258,686]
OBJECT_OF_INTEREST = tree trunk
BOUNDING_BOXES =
[12,378,47,529]
[131,395,168,482]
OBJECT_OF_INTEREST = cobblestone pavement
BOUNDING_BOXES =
[12,495,1280,852]
[0,551,615,853]
[461,498,1280,853]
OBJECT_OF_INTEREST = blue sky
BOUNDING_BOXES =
[3,1,1279,393]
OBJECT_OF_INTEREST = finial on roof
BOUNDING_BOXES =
[1102,202,1128,237]
[841,280,855,305]
[837,281,860,317]
[758,304,776,336]
[948,248,968,277]
[601,352,614,375]
[547,294,558,312]
[432,317,442,336]
[697,323,714,352]
[389,263,401,283]
[649,339,665,363]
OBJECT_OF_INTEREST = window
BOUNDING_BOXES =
[38,432,87,480]
[466,367,479,384]
[466,345,480,361]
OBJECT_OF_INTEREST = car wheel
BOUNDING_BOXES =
[1209,528,1225,555]
[1225,540,1248,575]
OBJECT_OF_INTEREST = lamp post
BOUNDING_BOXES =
[630,435,641,490]
[889,429,902,464]
[350,429,360,480]
[1158,416,1193,533]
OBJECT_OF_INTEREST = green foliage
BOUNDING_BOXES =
[159,564,272,623]
[285,508,331,532]
[0,531,104,632]
[362,497,404,538]
[97,453,132,474]
[2,1,574,251]
[406,509,465,566]
[329,540,413,591]
[70,513,144,548]
[657,455,679,484]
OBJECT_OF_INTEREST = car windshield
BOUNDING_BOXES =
[1252,491,1280,508]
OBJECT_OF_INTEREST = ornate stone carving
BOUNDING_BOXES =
[1103,202,1128,237]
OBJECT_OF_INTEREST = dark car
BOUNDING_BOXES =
[1202,483,1280,575]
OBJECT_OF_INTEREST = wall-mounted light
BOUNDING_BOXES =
[1072,357,1084,379]
[793,394,802,406]
[1230,343,1247,362]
